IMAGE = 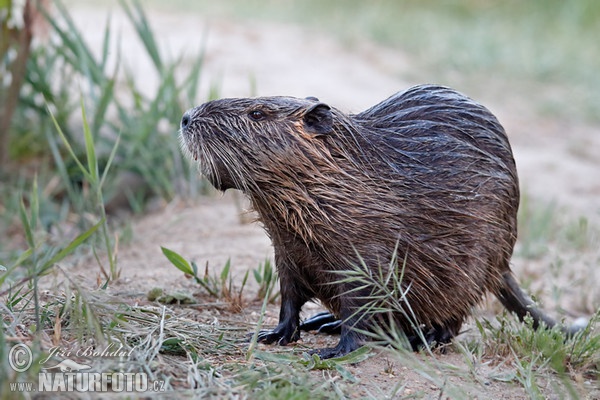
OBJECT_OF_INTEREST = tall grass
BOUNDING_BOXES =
[2,0,212,280]
[48,100,121,281]
[3,0,209,220]
[0,2,214,395]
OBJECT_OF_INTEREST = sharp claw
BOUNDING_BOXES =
[252,327,299,346]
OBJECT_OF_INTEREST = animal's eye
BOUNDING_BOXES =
[248,110,266,121]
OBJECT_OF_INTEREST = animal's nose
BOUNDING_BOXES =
[181,111,191,130]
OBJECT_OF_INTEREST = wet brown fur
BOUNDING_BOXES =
[180,84,572,358]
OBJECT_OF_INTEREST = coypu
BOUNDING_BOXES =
[179,84,580,359]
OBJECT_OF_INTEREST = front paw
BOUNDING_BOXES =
[254,325,300,346]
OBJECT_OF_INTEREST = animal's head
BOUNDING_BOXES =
[179,96,336,192]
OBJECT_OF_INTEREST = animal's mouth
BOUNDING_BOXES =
[179,128,201,162]
[178,125,237,191]
[184,136,215,182]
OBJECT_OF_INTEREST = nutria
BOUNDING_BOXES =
[179,84,580,359]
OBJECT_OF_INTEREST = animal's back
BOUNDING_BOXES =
[330,85,521,337]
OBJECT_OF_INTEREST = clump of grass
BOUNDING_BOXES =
[3,0,210,235]
[325,243,599,397]
[219,259,250,313]
[230,361,348,399]
[235,348,374,398]
[1,277,250,397]
[563,216,597,252]
[331,250,423,352]
[0,198,103,398]
[48,101,121,281]
[472,311,599,398]
[161,247,249,311]
[0,177,103,332]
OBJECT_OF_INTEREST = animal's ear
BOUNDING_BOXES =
[303,103,333,136]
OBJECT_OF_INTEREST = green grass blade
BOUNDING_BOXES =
[253,351,299,364]
[30,175,39,231]
[253,269,262,283]
[19,197,35,249]
[0,249,33,286]
[43,219,104,269]
[161,247,194,275]
[247,282,273,362]
[99,133,121,190]
[220,258,231,282]
[10,249,33,270]
[47,104,92,183]
[92,77,116,135]
[100,14,112,70]
[120,0,163,71]
[161,251,219,297]
[240,269,249,294]
[45,129,79,206]
[41,1,105,85]
[80,99,99,184]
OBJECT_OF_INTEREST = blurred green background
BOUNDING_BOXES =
[2,0,598,262]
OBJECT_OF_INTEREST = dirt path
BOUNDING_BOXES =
[67,4,599,398]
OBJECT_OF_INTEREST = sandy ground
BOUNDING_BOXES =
[61,4,599,398]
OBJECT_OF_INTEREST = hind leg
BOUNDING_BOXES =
[310,324,364,359]
[299,312,342,334]
[306,295,368,359]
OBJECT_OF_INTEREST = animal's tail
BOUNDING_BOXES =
[496,271,584,337]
